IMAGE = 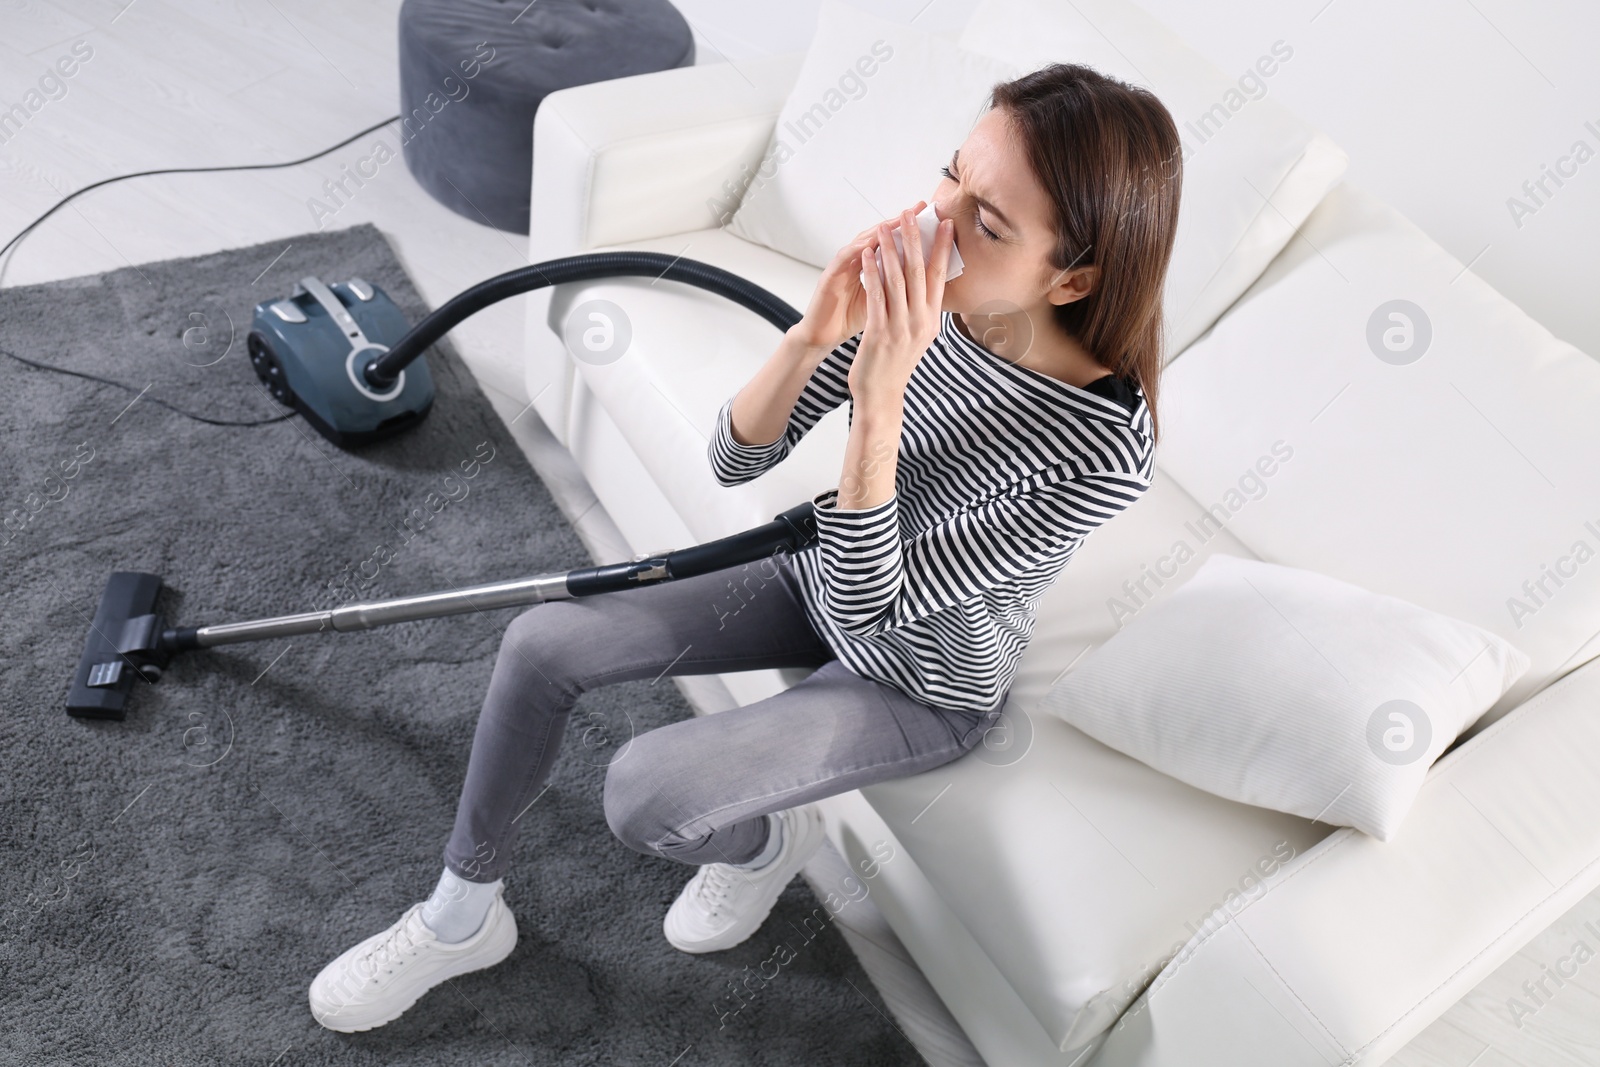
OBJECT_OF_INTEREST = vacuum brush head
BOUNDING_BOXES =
[66,571,172,720]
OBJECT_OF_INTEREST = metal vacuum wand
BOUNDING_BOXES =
[185,569,575,648]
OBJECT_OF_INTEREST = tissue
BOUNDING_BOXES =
[861,202,964,288]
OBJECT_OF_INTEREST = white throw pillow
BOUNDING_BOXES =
[725,0,1023,271]
[957,0,1348,357]
[1039,553,1532,842]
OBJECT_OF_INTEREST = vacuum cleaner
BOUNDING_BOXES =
[67,253,817,720]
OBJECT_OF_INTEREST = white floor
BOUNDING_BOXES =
[3,2,1597,1065]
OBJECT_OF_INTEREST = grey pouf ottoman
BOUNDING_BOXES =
[398,0,695,234]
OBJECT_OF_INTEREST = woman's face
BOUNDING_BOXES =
[929,107,1095,321]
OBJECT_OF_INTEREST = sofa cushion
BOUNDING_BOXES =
[957,0,1349,357]
[1151,180,1600,737]
[725,0,1022,266]
[1042,551,1532,842]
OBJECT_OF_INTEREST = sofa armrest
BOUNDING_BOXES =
[529,51,805,259]
[524,53,804,438]
[1085,656,1600,1067]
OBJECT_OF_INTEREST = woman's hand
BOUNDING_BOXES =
[789,200,929,352]
[847,204,956,406]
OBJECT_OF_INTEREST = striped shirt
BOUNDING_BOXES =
[708,310,1155,715]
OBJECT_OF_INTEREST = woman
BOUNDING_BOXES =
[308,61,1181,1032]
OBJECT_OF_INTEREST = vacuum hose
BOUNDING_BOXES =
[363,251,803,391]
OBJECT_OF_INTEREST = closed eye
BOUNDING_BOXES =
[939,164,1001,241]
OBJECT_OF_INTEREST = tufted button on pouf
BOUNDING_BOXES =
[397,0,695,234]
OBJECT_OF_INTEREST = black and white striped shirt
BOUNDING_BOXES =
[709,310,1155,715]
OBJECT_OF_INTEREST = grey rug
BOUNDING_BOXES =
[0,224,920,1066]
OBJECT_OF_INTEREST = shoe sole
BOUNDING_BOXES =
[664,805,826,955]
[310,899,518,1033]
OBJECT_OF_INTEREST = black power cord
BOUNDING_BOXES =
[0,344,295,428]
[0,113,403,428]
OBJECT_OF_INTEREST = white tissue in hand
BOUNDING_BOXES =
[860,202,964,288]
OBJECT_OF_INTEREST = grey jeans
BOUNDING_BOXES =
[443,548,1004,880]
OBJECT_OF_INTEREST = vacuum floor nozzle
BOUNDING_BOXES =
[66,571,170,721]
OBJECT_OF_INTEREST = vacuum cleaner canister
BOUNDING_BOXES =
[247,275,436,448]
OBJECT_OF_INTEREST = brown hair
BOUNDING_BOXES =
[987,63,1182,444]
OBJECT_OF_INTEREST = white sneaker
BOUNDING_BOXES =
[663,804,826,954]
[308,884,518,1032]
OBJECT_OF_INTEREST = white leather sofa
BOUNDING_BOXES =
[510,38,1600,1067]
